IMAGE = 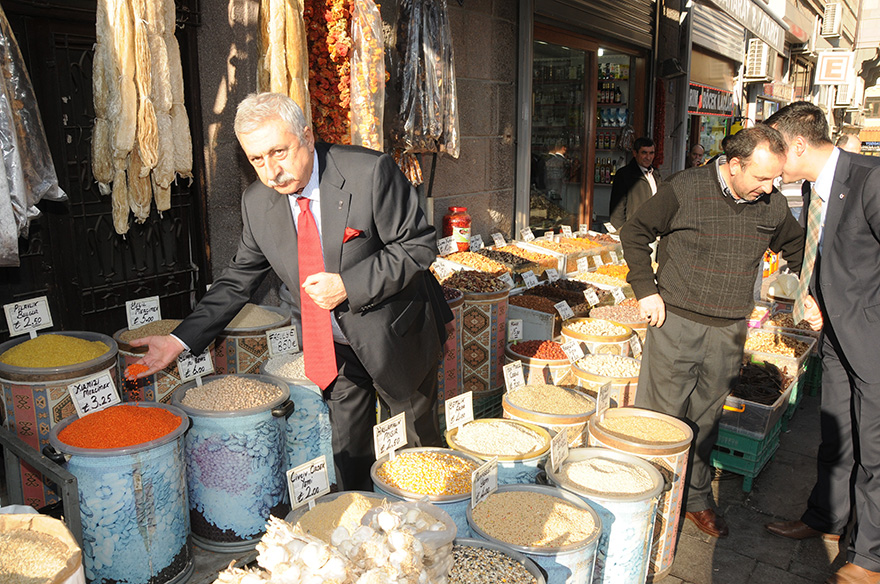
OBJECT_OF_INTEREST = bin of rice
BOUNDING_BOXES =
[468,484,601,584]
[588,408,692,580]
[212,304,290,374]
[114,319,187,403]
[48,402,192,584]
[548,448,663,584]
[0,513,84,584]
[446,418,551,485]
[439,287,465,431]
[503,384,596,447]
[451,538,546,584]
[506,340,572,386]
[371,447,482,537]
[262,353,337,488]
[0,331,118,509]
[561,318,633,357]
[571,355,640,407]
[172,373,292,551]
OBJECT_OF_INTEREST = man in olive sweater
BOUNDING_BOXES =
[621,125,805,538]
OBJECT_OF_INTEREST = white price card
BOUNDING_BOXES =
[521,271,539,289]
[561,339,585,364]
[491,232,506,248]
[604,222,618,234]
[584,289,600,307]
[432,260,453,280]
[4,296,53,338]
[608,251,620,264]
[550,427,570,473]
[576,257,591,273]
[561,225,573,238]
[629,334,642,358]
[554,300,575,321]
[592,255,605,268]
[596,382,612,418]
[503,360,526,392]
[499,272,515,289]
[374,412,407,461]
[286,455,331,510]
[445,392,474,431]
[543,231,554,240]
[471,457,499,508]
[267,325,300,357]
[177,350,214,382]
[437,236,457,256]
[545,268,560,283]
[68,370,121,417]
[612,287,627,304]
[507,319,523,341]
[579,224,589,234]
[125,296,161,330]
[520,227,535,242]
[469,234,485,252]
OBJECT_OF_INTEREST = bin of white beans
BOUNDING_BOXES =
[561,318,633,357]
[502,384,596,447]
[570,354,641,407]
[446,419,551,485]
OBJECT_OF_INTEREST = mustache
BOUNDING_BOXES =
[267,172,296,188]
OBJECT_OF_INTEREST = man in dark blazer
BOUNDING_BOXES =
[609,137,661,231]
[764,102,880,584]
[132,93,452,491]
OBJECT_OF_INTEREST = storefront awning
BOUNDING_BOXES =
[702,0,787,54]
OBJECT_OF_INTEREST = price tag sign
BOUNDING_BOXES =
[491,233,506,248]
[550,428,570,473]
[579,224,589,234]
[576,257,590,273]
[469,234,484,252]
[612,287,627,304]
[561,225,573,238]
[543,231,554,240]
[68,370,120,417]
[267,325,300,357]
[545,268,560,283]
[471,457,499,508]
[437,236,458,256]
[584,289,600,307]
[629,334,642,358]
[445,392,474,431]
[125,296,161,330]
[520,227,535,242]
[373,412,407,461]
[608,251,620,264]
[499,272,515,289]
[554,300,575,321]
[432,260,454,281]
[503,360,526,392]
[507,319,523,341]
[561,339,585,363]
[4,296,53,337]
[604,222,618,234]
[592,255,605,268]
[521,271,539,289]
[597,382,612,418]
[286,455,331,510]
[177,350,214,382]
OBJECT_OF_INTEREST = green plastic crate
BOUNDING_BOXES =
[715,419,782,458]
[712,434,779,492]
[803,355,822,396]
[474,391,504,420]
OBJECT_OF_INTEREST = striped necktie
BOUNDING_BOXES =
[792,188,822,323]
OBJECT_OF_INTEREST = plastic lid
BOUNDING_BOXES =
[448,206,467,213]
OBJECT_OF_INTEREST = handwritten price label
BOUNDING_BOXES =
[577,257,591,273]
[500,272,515,289]
[561,225,573,238]
[287,456,331,509]
[373,412,407,461]
[432,260,454,281]
[584,289,600,307]
[471,457,499,508]
[177,350,214,382]
[4,296,53,337]
[469,234,485,252]
[437,236,457,256]
[608,251,620,264]
[520,227,535,242]
[604,222,618,234]
[592,255,605,268]
[579,224,589,234]
[507,319,523,341]
[521,271,539,289]
[543,231,554,240]
[545,268,560,282]
[612,287,627,304]
[445,392,474,431]
[561,339,585,363]
[629,334,642,358]
[554,300,575,321]
[267,326,299,357]
[68,370,120,417]
[125,296,161,330]
[597,382,612,418]
[503,361,526,392]
[550,427,570,473]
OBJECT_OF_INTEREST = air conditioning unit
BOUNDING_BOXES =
[745,39,773,81]
[821,2,841,38]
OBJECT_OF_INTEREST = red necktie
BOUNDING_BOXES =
[296,197,337,389]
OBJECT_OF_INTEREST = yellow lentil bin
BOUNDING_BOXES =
[0,335,109,368]
[377,451,478,496]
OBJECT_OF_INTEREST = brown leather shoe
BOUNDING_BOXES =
[765,520,841,542]
[825,562,880,584]
[686,509,729,538]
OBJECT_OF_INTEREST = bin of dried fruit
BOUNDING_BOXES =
[721,361,796,439]
[505,340,571,385]
[444,251,510,275]
[496,244,559,271]
[437,270,509,294]
[743,329,815,376]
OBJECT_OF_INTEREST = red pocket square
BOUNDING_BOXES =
[343,227,363,243]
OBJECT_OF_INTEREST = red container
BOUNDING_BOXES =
[443,206,471,252]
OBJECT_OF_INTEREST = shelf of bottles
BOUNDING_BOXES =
[594,54,632,187]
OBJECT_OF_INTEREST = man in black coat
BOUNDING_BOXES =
[609,137,661,231]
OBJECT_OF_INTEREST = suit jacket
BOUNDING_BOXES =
[809,150,880,383]
[609,158,661,230]
[174,142,451,400]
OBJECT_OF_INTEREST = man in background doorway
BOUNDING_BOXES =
[686,143,706,168]
[609,137,661,231]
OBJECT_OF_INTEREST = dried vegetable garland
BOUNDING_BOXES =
[257,0,312,128]
[349,0,384,150]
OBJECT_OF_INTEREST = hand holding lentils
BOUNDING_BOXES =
[181,376,283,410]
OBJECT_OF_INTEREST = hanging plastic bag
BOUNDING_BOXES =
[350,0,384,151]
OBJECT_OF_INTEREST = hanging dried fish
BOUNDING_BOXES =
[166,26,192,179]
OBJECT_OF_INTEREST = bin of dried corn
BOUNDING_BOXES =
[503,384,596,447]
[571,354,641,407]
[561,318,634,357]
[213,304,291,375]
[446,418,551,485]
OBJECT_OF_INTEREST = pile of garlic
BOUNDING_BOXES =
[214,501,455,584]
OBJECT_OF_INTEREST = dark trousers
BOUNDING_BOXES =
[802,328,880,572]
[324,343,441,491]
[635,310,747,512]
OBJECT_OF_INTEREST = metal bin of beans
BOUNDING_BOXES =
[451,537,546,584]
[561,318,634,357]
[570,354,641,407]
[548,448,664,584]
[587,408,692,581]
[172,374,293,551]
[0,331,119,509]
[48,403,192,584]
[212,304,290,374]
[467,484,601,584]
[261,353,337,488]
[438,287,465,430]
[370,447,482,537]
[0,513,85,584]
[743,329,816,378]
[445,418,551,485]
[113,319,195,403]
[505,340,572,386]
[502,384,597,447]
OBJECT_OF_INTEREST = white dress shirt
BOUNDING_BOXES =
[640,165,657,195]
[811,147,841,254]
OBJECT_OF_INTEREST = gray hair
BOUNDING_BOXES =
[234,93,308,140]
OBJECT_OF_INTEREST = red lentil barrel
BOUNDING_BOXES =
[212,304,290,374]
[0,331,118,509]
[505,340,572,386]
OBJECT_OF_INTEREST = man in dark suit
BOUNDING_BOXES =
[609,137,661,231]
[132,92,452,491]
[764,102,880,584]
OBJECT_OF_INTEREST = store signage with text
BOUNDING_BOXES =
[688,84,734,117]
[815,52,855,85]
